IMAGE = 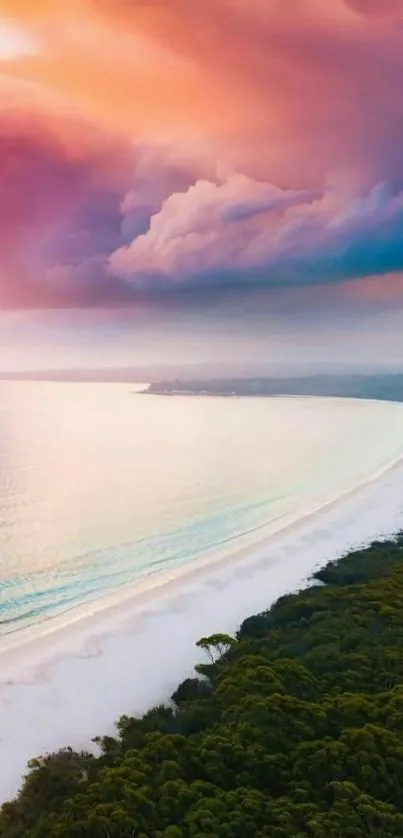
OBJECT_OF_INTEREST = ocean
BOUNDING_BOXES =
[1,381,403,639]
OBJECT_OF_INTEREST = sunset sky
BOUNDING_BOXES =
[1,0,403,323]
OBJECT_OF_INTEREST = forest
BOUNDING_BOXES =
[2,534,403,837]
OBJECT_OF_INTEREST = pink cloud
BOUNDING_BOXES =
[108,174,403,291]
[109,175,320,282]
[346,0,403,17]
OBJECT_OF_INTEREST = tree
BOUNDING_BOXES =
[195,634,236,664]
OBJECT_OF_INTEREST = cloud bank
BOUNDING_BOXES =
[1,0,403,307]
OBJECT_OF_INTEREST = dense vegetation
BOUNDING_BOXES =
[3,535,403,837]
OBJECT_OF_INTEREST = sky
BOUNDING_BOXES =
[1,0,403,368]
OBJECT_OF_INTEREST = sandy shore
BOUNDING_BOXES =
[1,431,403,801]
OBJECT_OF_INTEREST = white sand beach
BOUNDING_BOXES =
[1,391,403,800]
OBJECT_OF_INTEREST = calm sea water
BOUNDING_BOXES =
[1,382,403,637]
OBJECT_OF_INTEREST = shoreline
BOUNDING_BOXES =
[1,433,403,800]
[2,423,403,675]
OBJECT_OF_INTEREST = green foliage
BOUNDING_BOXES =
[195,633,236,664]
[3,533,403,837]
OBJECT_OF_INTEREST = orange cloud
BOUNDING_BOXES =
[1,0,402,190]
[0,1,230,148]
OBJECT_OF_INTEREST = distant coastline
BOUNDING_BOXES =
[144,373,403,402]
[2,371,403,404]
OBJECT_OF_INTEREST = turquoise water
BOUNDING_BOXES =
[1,382,403,636]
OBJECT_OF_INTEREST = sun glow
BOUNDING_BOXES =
[0,18,37,60]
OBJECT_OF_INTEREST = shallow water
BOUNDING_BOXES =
[1,382,403,636]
